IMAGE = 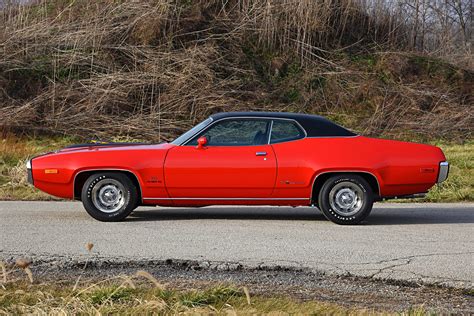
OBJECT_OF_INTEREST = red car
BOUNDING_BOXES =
[27,112,449,224]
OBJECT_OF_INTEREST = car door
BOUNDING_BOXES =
[164,118,277,199]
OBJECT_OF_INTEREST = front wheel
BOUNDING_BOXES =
[318,175,374,225]
[81,172,138,221]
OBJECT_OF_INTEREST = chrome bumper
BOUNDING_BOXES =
[437,161,449,183]
[26,159,33,185]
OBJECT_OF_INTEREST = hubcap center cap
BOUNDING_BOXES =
[98,185,122,207]
[91,179,127,214]
[328,183,364,217]
[335,188,357,209]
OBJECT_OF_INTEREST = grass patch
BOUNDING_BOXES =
[422,141,474,202]
[0,276,426,315]
[0,135,78,200]
[86,286,136,305]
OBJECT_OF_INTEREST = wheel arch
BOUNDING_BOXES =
[311,171,380,205]
[73,169,143,202]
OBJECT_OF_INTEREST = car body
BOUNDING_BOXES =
[27,112,449,224]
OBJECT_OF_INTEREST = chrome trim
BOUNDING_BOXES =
[269,118,307,144]
[26,159,32,169]
[437,161,449,183]
[267,120,274,144]
[256,152,267,156]
[73,168,143,202]
[143,197,309,200]
[310,170,381,202]
[181,116,307,146]
[171,117,214,145]
[384,193,427,200]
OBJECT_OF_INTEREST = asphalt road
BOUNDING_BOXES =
[1,201,473,288]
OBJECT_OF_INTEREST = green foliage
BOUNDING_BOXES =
[281,87,300,103]
[378,70,392,84]
[242,44,274,82]
[463,288,474,296]
[350,54,377,68]
[308,76,327,91]
[86,287,136,305]
[179,286,241,307]
[409,55,458,80]
[282,62,302,78]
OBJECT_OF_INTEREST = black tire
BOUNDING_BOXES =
[81,172,138,221]
[318,174,374,225]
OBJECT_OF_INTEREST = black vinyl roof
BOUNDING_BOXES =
[209,112,356,137]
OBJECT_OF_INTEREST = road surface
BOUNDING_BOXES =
[1,201,473,288]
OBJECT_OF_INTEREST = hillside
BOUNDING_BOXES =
[0,0,473,142]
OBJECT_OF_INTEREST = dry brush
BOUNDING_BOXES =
[0,0,472,142]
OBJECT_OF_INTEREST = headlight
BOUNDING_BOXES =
[26,160,32,169]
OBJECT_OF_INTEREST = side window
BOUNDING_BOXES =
[187,119,270,146]
[270,120,304,144]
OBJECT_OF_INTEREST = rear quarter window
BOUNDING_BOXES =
[270,120,305,144]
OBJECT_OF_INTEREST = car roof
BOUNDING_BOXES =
[210,111,323,121]
[209,112,356,137]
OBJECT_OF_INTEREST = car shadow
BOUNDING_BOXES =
[366,207,474,225]
[128,207,325,222]
[127,205,474,225]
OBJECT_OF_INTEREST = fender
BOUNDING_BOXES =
[72,168,145,201]
[310,169,382,202]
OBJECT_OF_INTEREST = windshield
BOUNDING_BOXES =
[171,117,213,145]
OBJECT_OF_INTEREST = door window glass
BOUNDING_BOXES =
[270,120,304,144]
[187,119,270,146]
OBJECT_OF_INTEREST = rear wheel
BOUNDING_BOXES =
[318,174,373,225]
[81,172,138,221]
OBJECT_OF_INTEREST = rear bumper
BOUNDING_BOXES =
[26,159,34,185]
[437,161,449,183]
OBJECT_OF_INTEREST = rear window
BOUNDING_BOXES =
[270,120,305,144]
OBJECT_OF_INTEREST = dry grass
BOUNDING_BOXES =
[0,262,427,315]
[0,134,76,200]
[423,141,474,202]
[0,0,472,142]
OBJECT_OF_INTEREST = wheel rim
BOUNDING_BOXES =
[328,182,364,217]
[91,179,126,213]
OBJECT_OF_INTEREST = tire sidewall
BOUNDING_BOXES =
[319,175,373,225]
[81,172,138,221]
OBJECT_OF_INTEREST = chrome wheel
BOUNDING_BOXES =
[91,179,125,213]
[328,182,363,217]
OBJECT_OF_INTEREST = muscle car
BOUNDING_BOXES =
[26,112,449,224]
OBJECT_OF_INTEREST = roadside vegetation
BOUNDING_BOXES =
[0,281,361,314]
[0,264,429,315]
[0,0,472,142]
[422,141,474,202]
[1,135,472,201]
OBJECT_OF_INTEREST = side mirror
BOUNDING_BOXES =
[196,136,208,149]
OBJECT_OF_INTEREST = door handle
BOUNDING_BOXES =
[256,152,267,156]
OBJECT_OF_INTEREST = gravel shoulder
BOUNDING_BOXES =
[4,257,473,313]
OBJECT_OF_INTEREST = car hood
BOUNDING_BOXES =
[56,142,174,154]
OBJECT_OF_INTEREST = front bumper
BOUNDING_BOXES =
[437,161,449,183]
